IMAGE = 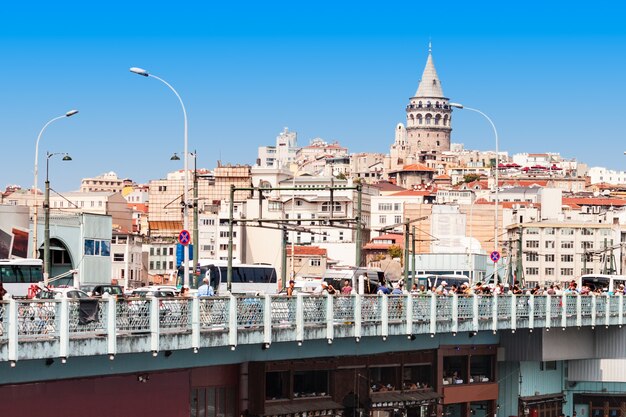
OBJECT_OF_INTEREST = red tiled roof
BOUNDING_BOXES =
[286,246,328,256]
[401,164,436,172]
[370,181,406,192]
[389,190,434,197]
[434,174,451,180]
[563,197,626,207]
[372,233,403,241]
[128,203,149,213]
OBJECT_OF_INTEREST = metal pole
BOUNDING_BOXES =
[193,152,199,284]
[404,220,409,284]
[291,174,296,280]
[411,225,416,290]
[281,226,288,291]
[355,184,362,267]
[227,185,235,293]
[44,156,51,284]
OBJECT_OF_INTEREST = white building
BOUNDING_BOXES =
[370,191,430,237]
[80,171,132,193]
[257,127,299,168]
[588,167,626,185]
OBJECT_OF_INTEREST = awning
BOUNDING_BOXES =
[263,399,343,416]
[520,393,564,405]
[370,390,440,408]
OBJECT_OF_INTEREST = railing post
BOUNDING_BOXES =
[150,295,160,353]
[107,297,117,357]
[406,294,413,336]
[8,299,18,363]
[528,295,535,330]
[619,294,624,327]
[296,293,304,344]
[576,294,582,328]
[510,294,517,332]
[381,294,389,340]
[191,295,200,350]
[472,294,478,334]
[59,299,69,359]
[228,295,238,348]
[429,293,437,336]
[354,294,362,341]
[591,294,597,328]
[326,293,334,343]
[491,295,498,333]
[451,293,458,335]
[264,295,272,346]
[545,294,551,331]
[561,294,567,329]
[605,296,611,328]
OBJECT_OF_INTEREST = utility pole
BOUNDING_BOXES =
[355,184,362,267]
[403,219,410,285]
[411,225,416,290]
[193,151,199,281]
[281,227,288,291]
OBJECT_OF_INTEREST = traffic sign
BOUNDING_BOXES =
[178,229,191,246]
[490,251,501,263]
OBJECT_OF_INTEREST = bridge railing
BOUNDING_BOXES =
[1,293,625,363]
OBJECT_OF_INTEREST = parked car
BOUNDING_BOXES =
[38,287,91,300]
[91,284,125,298]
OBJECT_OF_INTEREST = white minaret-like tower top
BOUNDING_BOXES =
[415,44,445,98]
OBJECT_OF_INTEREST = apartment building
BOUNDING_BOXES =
[111,232,144,289]
[80,171,132,193]
[47,191,133,232]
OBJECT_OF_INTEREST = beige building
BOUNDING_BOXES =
[47,191,133,232]
[286,246,328,280]
[80,172,132,193]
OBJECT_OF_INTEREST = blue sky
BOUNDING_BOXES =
[1,1,625,191]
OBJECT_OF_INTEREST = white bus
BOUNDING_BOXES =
[0,258,44,298]
[178,259,278,295]
[414,273,471,291]
[578,274,626,294]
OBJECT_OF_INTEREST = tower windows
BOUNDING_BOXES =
[418,101,422,108]
[435,114,442,125]
[426,101,432,108]
[437,141,440,146]
[425,114,432,125]
[444,114,449,126]
[417,114,423,125]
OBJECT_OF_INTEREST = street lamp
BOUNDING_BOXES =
[33,110,79,258]
[44,152,72,283]
[449,103,500,282]
[131,67,190,288]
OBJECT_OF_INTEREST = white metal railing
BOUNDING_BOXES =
[1,293,626,364]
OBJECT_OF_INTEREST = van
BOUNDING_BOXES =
[323,268,385,295]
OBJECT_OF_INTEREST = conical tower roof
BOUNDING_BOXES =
[414,44,444,98]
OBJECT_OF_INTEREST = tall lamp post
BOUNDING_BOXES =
[450,103,500,282]
[130,67,190,288]
[44,152,72,283]
[33,110,79,259]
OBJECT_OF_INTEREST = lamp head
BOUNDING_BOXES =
[65,110,79,117]
[170,153,181,161]
[130,67,149,77]
[62,154,72,161]
[449,103,464,109]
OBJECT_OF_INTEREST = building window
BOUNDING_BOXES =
[545,241,555,249]
[526,253,539,262]
[581,228,594,236]
[113,253,124,262]
[581,241,593,250]
[544,228,555,235]
[310,258,321,267]
[561,254,574,262]
[379,215,386,224]
[545,254,555,262]
[526,240,539,248]
[526,228,539,235]
[561,241,574,249]
[560,268,574,276]
[525,267,539,276]
[190,387,236,417]
[378,203,392,211]
[394,215,402,224]
[545,267,555,275]
[561,228,574,235]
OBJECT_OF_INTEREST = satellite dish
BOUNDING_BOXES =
[593,191,600,197]
[333,170,340,177]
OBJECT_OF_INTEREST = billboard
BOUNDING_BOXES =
[0,205,30,259]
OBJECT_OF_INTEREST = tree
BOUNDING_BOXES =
[388,245,403,260]
[463,173,481,184]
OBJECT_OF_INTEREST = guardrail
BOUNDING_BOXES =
[0,293,624,364]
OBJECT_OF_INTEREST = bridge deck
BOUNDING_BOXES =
[0,293,623,363]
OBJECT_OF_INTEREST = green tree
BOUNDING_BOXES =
[388,245,403,260]
[463,173,481,183]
